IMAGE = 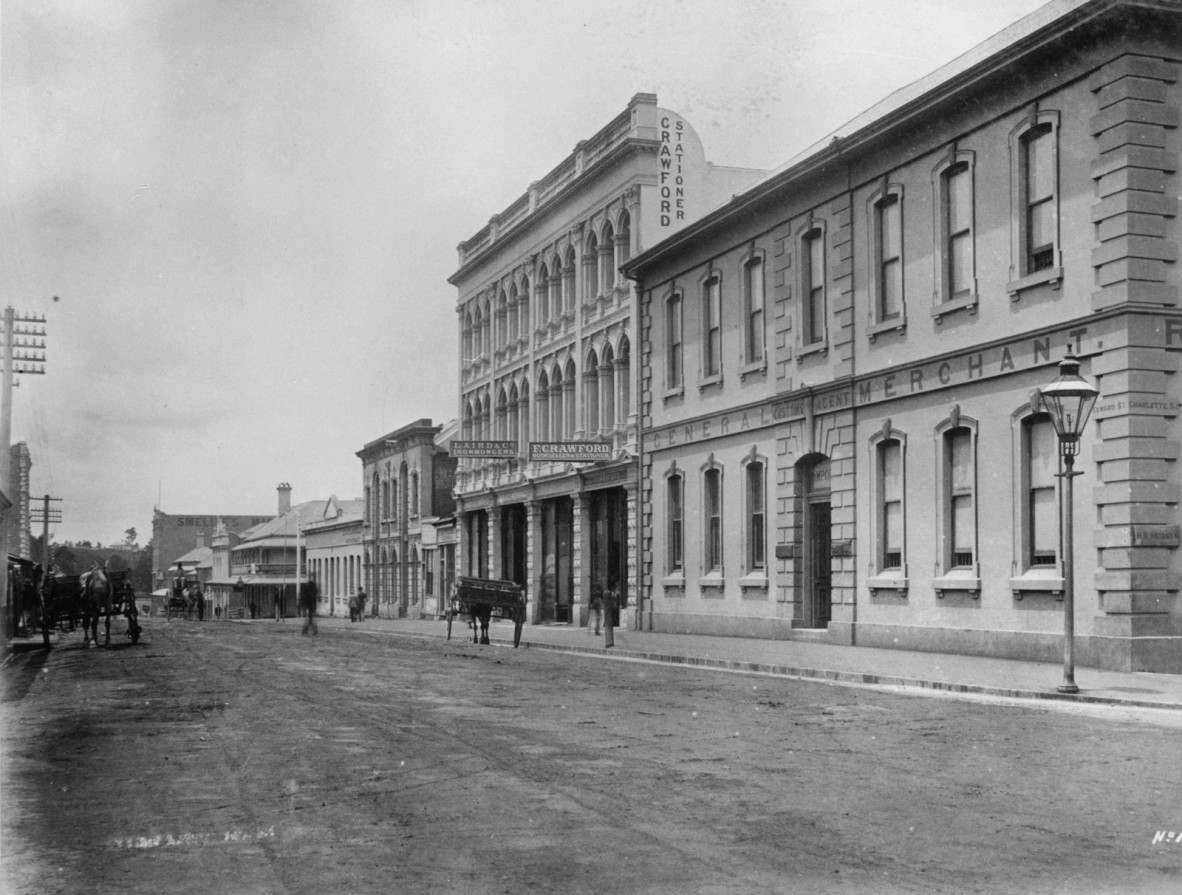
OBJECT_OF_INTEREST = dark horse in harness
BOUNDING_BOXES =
[80,566,115,648]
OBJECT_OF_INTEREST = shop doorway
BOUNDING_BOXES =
[589,487,628,625]
[540,497,573,623]
[500,504,526,587]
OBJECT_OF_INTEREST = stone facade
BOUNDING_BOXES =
[626,0,1182,672]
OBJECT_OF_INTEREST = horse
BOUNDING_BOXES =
[468,602,492,645]
[80,566,115,648]
[167,587,195,620]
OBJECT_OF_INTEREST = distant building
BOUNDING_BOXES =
[624,0,1182,672]
[152,508,272,592]
[357,419,457,619]
[303,496,365,617]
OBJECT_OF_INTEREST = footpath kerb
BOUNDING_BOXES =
[302,614,1182,712]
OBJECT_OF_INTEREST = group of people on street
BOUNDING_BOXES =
[347,586,367,622]
[588,579,621,648]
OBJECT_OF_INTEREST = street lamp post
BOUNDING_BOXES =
[1039,352,1100,694]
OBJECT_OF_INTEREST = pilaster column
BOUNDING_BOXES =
[525,501,542,624]
[573,492,590,626]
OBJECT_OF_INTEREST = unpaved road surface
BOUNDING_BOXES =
[3,619,1180,894]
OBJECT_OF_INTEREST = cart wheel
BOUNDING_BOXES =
[128,613,141,645]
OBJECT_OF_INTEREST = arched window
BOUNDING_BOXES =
[519,276,531,336]
[508,284,519,340]
[519,380,530,446]
[536,370,550,442]
[507,383,520,456]
[585,233,599,300]
[496,290,508,349]
[601,223,616,289]
[563,246,577,314]
[496,388,508,440]
[564,358,577,437]
[538,262,551,324]
[600,342,616,431]
[549,254,562,321]
[584,349,600,434]
[549,364,563,440]
[616,336,631,426]
[616,211,631,268]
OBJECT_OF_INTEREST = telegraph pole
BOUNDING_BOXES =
[2,307,47,641]
[31,495,63,571]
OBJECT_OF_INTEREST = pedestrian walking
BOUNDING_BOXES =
[348,591,359,622]
[357,586,367,621]
[300,576,319,636]
[589,591,603,635]
[249,599,258,620]
[603,580,617,648]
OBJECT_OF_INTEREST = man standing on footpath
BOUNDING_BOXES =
[300,575,319,636]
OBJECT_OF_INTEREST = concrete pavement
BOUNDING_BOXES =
[285,612,1182,712]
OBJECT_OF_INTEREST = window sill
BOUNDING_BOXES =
[931,293,978,323]
[739,359,767,380]
[796,342,828,363]
[663,385,684,401]
[697,374,723,393]
[1009,571,1064,600]
[934,573,980,599]
[867,573,908,595]
[1006,267,1063,298]
[661,573,686,589]
[867,317,906,342]
[697,575,725,590]
[738,573,768,590]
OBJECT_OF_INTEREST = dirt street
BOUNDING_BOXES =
[2,619,1180,894]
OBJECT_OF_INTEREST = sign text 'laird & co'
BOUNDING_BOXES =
[450,441,519,459]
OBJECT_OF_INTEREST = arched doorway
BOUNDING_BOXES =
[800,455,832,629]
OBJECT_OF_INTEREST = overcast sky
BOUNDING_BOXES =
[1,0,1051,546]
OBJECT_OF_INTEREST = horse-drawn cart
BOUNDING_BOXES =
[446,576,526,647]
[40,568,141,648]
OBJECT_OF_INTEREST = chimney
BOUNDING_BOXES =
[278,482,292,515]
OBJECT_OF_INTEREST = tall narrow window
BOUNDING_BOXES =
[704,467,722,572]
[948,429,975,568]
[1024,124,1055,273]
[666,292,683,391]
[877,195,902,321]
[945,163,973,298]
[803,229,825,345]
[879,440,903,569]
[1027,416,1058,566]
[744,257,765,365]
[702,275,721,378]
[667,473,684,573]
[746,461,765,571]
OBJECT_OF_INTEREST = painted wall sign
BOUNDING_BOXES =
[646,316,1182,453]
[450,440,519,458]
[529,441,613,462]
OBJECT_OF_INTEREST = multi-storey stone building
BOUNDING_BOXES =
[449,93,765,628]
[625,0,1182,672]
[357,419,456,619]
